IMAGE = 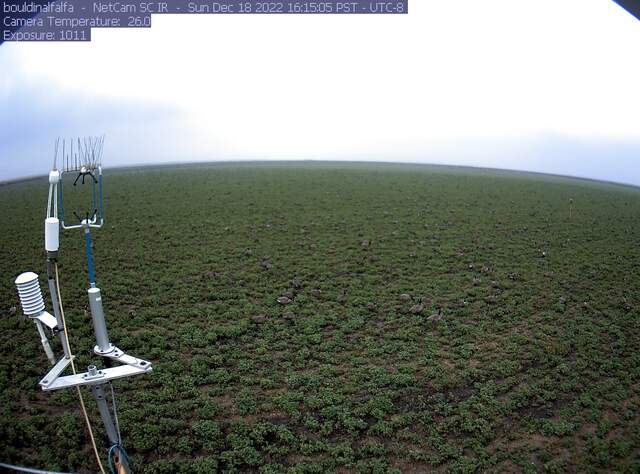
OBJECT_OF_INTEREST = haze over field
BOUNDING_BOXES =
[1,0,640,184]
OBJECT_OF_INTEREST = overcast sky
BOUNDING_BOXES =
[1,0,640,184]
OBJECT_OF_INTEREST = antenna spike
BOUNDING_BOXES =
[53,137,59,170]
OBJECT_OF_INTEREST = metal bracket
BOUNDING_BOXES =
[99,346,152,371]
[38,346,152,392]
[42,364,151,391]
[34,311,58,330]
[39,355,74,389]
[83,365,106,382]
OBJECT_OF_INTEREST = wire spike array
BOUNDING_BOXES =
[54,136,105,173]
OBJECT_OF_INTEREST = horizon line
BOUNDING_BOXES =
[1,159,639,192]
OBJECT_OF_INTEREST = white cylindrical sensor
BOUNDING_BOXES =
[88,287,112,353]
[45,217,59,252]
[15,272,45,316]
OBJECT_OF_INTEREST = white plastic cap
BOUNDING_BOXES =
[15,271,38,286]
[15,272,45,316]
[45,217,59,252]
[49,170,60,184]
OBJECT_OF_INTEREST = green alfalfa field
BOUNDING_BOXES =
[1,162,639,473]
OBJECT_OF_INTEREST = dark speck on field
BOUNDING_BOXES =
[484,295,498,305]
[337,292,347,304]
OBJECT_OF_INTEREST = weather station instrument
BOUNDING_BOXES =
[13,137,152,474]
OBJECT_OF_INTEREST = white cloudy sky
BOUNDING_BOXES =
[1,0,640,184]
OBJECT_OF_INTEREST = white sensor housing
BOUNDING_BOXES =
[45,217,60,252]
[15,272,45,316]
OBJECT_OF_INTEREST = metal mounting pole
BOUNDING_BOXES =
[46,258,71,359]
[34,319,55,365]
[91,381,119,444]
[90,380,131,474]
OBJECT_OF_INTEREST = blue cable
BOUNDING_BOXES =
[84,228,95,286]
[107,444,133,474]
[92,177,97,213]
[99,173,104,223]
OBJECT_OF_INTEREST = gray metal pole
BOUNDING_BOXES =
[90,382,131,473]
[87,287,112,353]
[46,259,71,359]
[91,382,119,444]
[47,275,71,359]
[46,276,62,327]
